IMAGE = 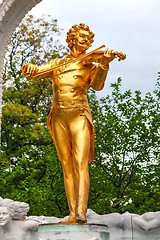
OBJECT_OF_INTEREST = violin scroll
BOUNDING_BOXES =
[113,51,126,61]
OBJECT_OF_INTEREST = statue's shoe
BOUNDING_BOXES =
[59,215,76,224]
[76,213,87,223]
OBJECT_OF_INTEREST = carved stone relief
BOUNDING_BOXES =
[0,197,39,240]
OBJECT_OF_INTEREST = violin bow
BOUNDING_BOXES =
[32,45,105,79]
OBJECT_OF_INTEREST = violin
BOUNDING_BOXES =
[24,45,126,79]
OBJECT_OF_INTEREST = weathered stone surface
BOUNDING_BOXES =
[1,197,160,239]
[28,209,160,240]
[38,224,109,240]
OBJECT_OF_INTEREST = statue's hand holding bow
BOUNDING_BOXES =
[21,64,38,79]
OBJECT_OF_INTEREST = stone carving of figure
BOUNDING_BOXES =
[21,23,125,224]
[122,211,160,231]
[0,197,39,240]
[87,209,160,231]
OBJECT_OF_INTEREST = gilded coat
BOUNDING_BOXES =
[22,55,109,162]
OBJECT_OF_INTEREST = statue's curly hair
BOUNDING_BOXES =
[0,197,29,220]
[66,23,95,49]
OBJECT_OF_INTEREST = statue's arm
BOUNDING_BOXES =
[90,49,115,91]
[90,64,109,91]
[21,59,57,79]
[23,220,39,231]
[133,213,160,231]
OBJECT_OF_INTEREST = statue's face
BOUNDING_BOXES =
[0,207,11,226]
[74,29,91,52]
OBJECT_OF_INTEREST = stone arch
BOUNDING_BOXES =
[0,0,42,142]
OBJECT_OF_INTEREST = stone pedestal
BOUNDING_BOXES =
[38,223,109,240]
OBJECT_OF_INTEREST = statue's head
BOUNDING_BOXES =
[0,206,11,226]
[66,23,95,53]
[0,198,29,226]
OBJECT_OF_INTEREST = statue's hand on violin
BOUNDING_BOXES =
[99,48,126,69]
[99,48,115,70]
[104,49,115,63]
[21,64,38,79]
[100,49,114,66]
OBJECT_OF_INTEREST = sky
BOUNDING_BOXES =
[29,0,160,97]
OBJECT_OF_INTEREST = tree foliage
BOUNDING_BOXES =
[1,14,68,217]
[1,15,160,217]
[88,78,160,214]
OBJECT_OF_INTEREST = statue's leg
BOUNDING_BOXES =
[61,159,77,223]
[51,114,76,223]
[70,115,90,223]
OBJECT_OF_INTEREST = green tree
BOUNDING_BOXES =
[1,14,68,217]
[88,77,160,214]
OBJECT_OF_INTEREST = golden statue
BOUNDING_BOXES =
[22,23,126,224]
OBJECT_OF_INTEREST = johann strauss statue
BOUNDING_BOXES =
[22,23,126,224]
